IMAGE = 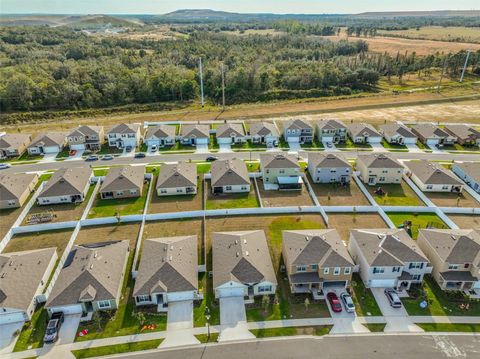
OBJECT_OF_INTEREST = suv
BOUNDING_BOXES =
[85,155,99,162]
[340,292,355,313]
[384,288,402,308]
[44,312,64,344]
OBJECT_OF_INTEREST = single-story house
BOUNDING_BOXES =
[356,153,404,185]
[248,122,279,147]
[259,153,302,190]
[216,123,246,144]
[0,248,57,325]
[144,124,176,149]
[133,236,198,311]
[107,123,142,149]
[282,229,354,298]
[444,125,480,146]
[212,230,277,299]
[67,125,104,151]
[347,123,382,144]
[27,133,66,155]
[348,229,431,290]
[379,124,418,145]
[100,166,145,199]
[0,173,38,209]
[37,167,93,205]
[282,118,313,144]
[452,162,480,193]
[210,158,250,194]
[411,124,456,146]
[307,153,351,184]
[156,162,197,196]
[179,124,210,146]
[46,241,130,317]
[0,133,31,159]
[406,160,463,193]
[316,119,347,144]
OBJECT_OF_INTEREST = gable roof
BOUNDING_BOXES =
[107,123,140,135]
[145,124,176,139]
[180,124,210,139]
[454,162,480,184]
[316,119,347,131]
[357,153,403,169]
[0,173,37,201]
[308,153,351,169]
[39,167,92,198]
[249,122,279,137]
[156,162,197,189]
[29,133,66,148]
[411,124,449,139]
[350,229,428,266]
[406,160,463,186]
[284,119,312,131]
[68,125,103,138]
[211,159,249,187]
[0,247,57,312]
[133,236,198,296]
[348,123,381,138]
[212,231,277,288]
[260,153,299,169]
[444,125,480,140]
[101,166,144,192]
[379,124,417,139]
[0,133,31,151]
[216,123,245,138]
[46,241,129,307]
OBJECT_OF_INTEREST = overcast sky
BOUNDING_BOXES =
[2,0,479,14]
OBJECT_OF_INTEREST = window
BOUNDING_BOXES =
[426,185,433,190]
[129,189,137,195]
[448,264,458,270]
[161,189,167,193]
[296,266,306,272]
[412,275,421,281]
[464,263,470,269]
[379,177,385,182]
[241,186,247,190]
[442,185,449,190]
[226,186,232,191]
[392,267,401,273]
[176,188,183,193]
[137,295,151,303]
[258,285,272,293]
[344,267,351,275]
[279,169,285,174]
[330,170,337,173]
[409,263,423,269]
[323,267,329,274]
[97,300,111,309]
[333,267,340,275]
[311,264,318,270]
[373,267,384,274]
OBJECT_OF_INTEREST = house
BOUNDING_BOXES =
[282,229,354,299]
[67,125,104,151]
[248,122,279,147]
[216,123,246,144]
[210,159,250,194]
[46,241,129,316]
[307,153,351,184]
[417,229,480,295]
[379,124,418,145]
[259,153,302,190]
[37,167,93,205]
[100,166,145,199]
[156,162,197,196]
[411,124,456,146]
[27,133,66,155]
[406,160,463,193]
[348,229,431,290]
[282,119,313,144]
[452,162,480,193]
[0,133,31,159]
[0,248,57,325]
[133,236,198,311]
[179,124,210,146]
[356,153,404,186]
[212,231,277,299]
[347,123,382,144]
[144,124,176,149]
[0,173,38,209]
[316,119,347,144]
[107,123,141,149]
[444,125,480,146]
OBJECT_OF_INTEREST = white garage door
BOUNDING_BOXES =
[426,139,439,145]
[0,311,26,325]
[369,279,396,288]
[70,144,85,151]
[217,138,231,144]
[368,137,382,144]
[196,138,209,145]
[43,146,59,154]
[218,287,244,298]
[50,304,82,315]
[322,136,334,142]
[167,291,195,302]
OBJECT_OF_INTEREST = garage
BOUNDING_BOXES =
[322,136,334,143]
[426,138,440,145]
[369,279,397,288]
[323,281,347,289]
[0,311,26,325]
[70,144,85,151]
[43,146,60,154]
[196,138,209,145]
[217,287,244,298]
[167,291,195,302]
[49,304,83,315]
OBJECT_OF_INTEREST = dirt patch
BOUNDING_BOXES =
[4,228,73,255]
[258,182,315,207]
[75,223,141,249]
[327,213,389,242]
[0,207,24,239]
[448,214,480,229]
[424,191,479,208]
[308,176,369,206]
[148,178,203,214]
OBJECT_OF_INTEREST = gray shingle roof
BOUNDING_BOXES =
[316,119,347,131]
[180,124,210,139]
[145,124,176,139]
[406,160,463,186]
[0,133,31,151]
[357,153,403,169]
[29,133,66,148]
[260,153,299,169]
[411,124,449,139]
[211,159,249,187]
[308,153,351,169]
[107,123,140,135]
[283,119,312,131]
[216,124,245,138]
[444,124,480,140]
[101,166,145,192]
[348,123,381,138]
[454,162,480,184]
[39,167,92,198]
[69,125,103,138]
[156,162,197,189]
[0,173,37,201]
[249,122,279,137]
[379,124,417,139]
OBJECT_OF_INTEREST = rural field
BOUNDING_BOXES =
[377,26,480,44]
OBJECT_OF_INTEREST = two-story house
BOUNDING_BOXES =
[356,153,404,186]
[307,153,351,184]
[315,119,347,144]
[282,119,313,144]
[259,153,302,190]
[107,123,141,149]
[67,125,104,151]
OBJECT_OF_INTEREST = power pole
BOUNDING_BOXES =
[199,58,204,107]
[221,63,226,111]
[459,49,471,83]
[437,56,448,93]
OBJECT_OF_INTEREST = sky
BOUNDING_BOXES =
[2,0,479,15]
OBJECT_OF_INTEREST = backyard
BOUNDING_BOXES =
[3,228,73,255]
[257,182,315,207]
[205,180,260,210]
[327,213,388,242]
[448,214,480,229]
[308,177,370,206]
[387,212,447,239]
[75,223,141,249]
[365,181,423,206]
[424,190,479,208]
[148,178,203,214]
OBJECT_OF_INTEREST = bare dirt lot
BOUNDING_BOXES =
[75,223,141,249]
[308,177,369,206]
[327,213,389,242]
[424,191,479,208]
[258,182,315,207]
[148,178,203,214]
[3,228,73,255]
[448,214,480,229]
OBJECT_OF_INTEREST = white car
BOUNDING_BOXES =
[0,163,11,170]
[340,292,355,313]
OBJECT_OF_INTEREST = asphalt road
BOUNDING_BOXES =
[113,334,480,359]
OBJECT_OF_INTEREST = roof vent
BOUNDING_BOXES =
[236,252,239,257]
[235,240,238,245]
[90,264,94,269]
[1,273,6,278]
[169,256,173,261]
[245,251,249,256]
[243,239,247,244]
[94,252,98,258]
[451,235,457,241]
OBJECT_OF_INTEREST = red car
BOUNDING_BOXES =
[327,292,342,313]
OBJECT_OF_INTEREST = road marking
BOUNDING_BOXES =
[432,335,466,358]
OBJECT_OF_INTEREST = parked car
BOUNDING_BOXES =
[150,145,157,152]
[326,292,342,313]
[134,152,146,159]
[69,150,77,157]
[85,155,99,162]
[125,146,133,152]
[101,154,114,161]
[43,312,64,344]
[340,292,355,313]
[384,288,402,308]
[206,156,218,162]
[326,142,333,148]
[0,163,11,170]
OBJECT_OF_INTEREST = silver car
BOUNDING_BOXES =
[340,292,355,313]
[384,288,402,308]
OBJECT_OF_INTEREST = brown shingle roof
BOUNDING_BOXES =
[406,160,463,185]
[260,153,299,169]
[39,167,92,198]
[145,124,176,139]
[348,123,381,138]
[379,124,417,139]
[107,123,140,135]
[357,153,403,169]
[249,122,279,137]
[29,133,66,148]
[211,159,249,187]
[156,162,197,189]
[444,125,480,140]
[101,166,144,192]
[308,153,351,169]
[216,124,245,138]
[316,119,347,131]
[411,124,449,139]
[180,124,210,139]
[0,173,37,201]
[68,125,103,138]
[0,133,31,151]
[283,118,312,131]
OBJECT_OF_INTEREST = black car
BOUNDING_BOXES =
[44,312,64,344]
[134,152,146,159]
[206,156,218,162]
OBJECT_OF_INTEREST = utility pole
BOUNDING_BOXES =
[459,49,471,83]
[221,63,226,111]
[199,58,204,107]
[437,56,448,93]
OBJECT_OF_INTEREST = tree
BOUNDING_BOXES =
[304,297,310,311]
[262,295,270,313]
[134,311,147,326]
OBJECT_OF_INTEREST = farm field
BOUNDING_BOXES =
[377,26,480,44]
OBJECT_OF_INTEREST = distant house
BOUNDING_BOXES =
[0,173,38,209]
[212,231,277,299]
[0,133,31,159]
[347,123,382,144]
[411,124,456,146]
[144,125,176,149]
[260,153,302,190]
[307,153,351,184]
[37,167,93,205]
[179,124,210,146]
[282,119,313,144]
[216,123,246,144]
[316,119,347,144]
[348,229,431,290]
[156,162,197,196]
[133,236,199,311]
[356,153,404,185]
[248,122,279,147]
[282,229,354,298]
[0,248,57,325]
[417,229,480,296]
[210,159,250,194]
[406,160,463,193]
[100,166,145,200]
[27,133,66,155]
[46,241,129,316]
[452,162,480,193]
[379,124,417,145]
[444,125,480,146]
[67,125,104,151]
[107,123,142,149]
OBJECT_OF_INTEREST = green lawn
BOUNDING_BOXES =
[416,141,428,150]
[381,139,407,150]
[387,212,447,239]
[337,138,372,149]
[93,169,109,176]
[194,333,219,343]
[206,190,260,210]
[13,306,47,352]
[418,323,480,333]
[196,163,211,174]
[17,152,44,161]
[193,273,220,327]
[94,146,122,155]
[38,173,53,182]
[402,276,480,316]
[72,339,163,358]
[365,323,386,332]
[368,182,423,206]
[55,147,71,159]
[301,138,324,150]
[250,325,331,338]
[350,274,382,317]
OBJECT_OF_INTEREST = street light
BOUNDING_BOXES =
[204,306,211,341]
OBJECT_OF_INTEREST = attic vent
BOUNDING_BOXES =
[90,264,94,269]
[169,256,173,261]
[243,239,247,244]
[170,245,174,250]
[236,252,239,257]
[162,257,165,262]
[1,273,6,278]
[164,246,167,251]
[235,240,238,245]
[94,252,98,258]
[451,235,457,241]
[59,178,65,183]
[245,251,249,256]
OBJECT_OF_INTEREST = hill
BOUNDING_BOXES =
[0,14,141,28]
[356,10,480,18]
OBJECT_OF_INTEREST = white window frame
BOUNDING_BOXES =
[333,267,340,275]
[296,265,306,272]
[344,267,351,275]
[323,267,329,274]
[97,300,111,309]
[137,295,151,303]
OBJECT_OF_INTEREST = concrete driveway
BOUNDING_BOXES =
[65,149,85,161]
[218,143,232,153]
[406,143,423,153]
[324,287,369,334]
[370,143,385,152]
[195,143,209,153]
[56,314,81,345]
[219,296,254,342]
[287,140,301,153]
[322,141,339,152]
[0,321,24,354]
[40,152,59,162]
[160,300,199,348]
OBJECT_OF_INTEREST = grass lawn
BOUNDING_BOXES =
[197,163,211,174]
[387,212,447,239]
[381,139,407,150]
[337,138,372,149]
[250,325,332,338]
[365,323,386,332]
[93,169,109,176]
[4,228,72,255]
[17,152,44,161]
[55,147,71,159]
[194,333,219,343]
[418,324,480,333]
[402,276,480,316]
[72,339,163,358]
[94,146,122,155]
[205,181,259,210]
[301,138,324,150]
[366,181,423,206]
[193,272,220,328]
[350,274,382,317]
[13,306,48,352]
